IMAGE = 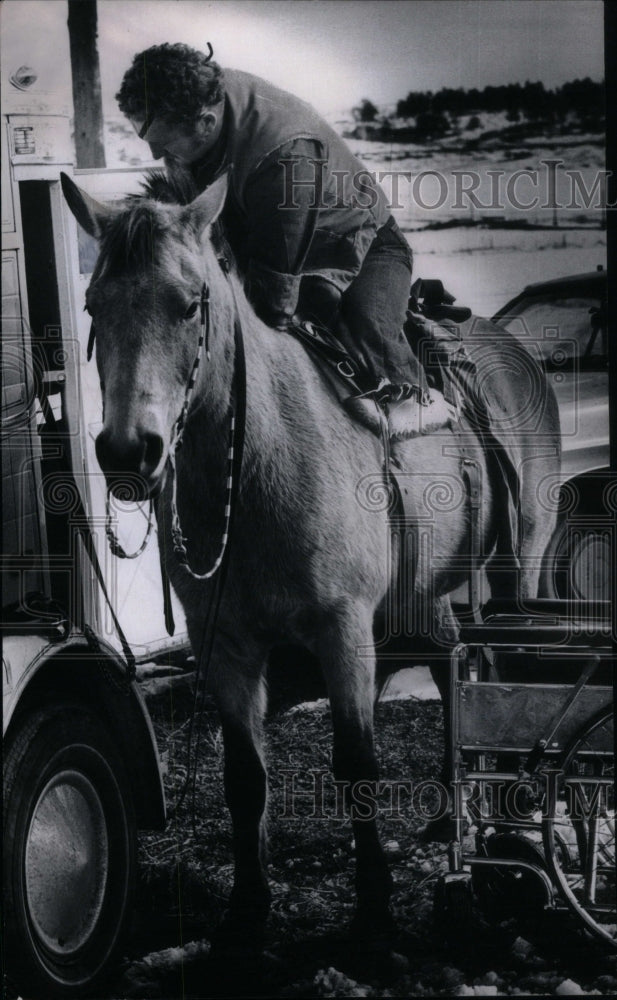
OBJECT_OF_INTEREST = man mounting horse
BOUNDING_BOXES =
[115,42,452,441]
[60,43,560,957]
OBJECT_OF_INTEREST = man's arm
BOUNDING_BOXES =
[242,138,333,328]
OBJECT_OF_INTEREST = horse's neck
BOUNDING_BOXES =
[183,277,336,481]
[182,280,269,455]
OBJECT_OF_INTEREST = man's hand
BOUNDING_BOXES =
[253,303,292,331]
[268,313,292,332]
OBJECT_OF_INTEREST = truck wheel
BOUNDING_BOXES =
[3,703,136,997]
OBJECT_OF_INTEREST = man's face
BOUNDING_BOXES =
[130,112,218,164]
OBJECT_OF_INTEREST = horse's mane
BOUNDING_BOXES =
[92,169,230,281]
[139,167,196,205]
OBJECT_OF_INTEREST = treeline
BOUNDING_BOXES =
[396,78,603,120]
[353,78,604,133]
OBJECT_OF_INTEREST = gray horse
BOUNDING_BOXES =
[62,171,560,946]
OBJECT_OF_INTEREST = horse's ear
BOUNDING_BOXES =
[60,172,117,239]
[182,171,229,237]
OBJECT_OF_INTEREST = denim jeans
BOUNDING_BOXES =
[298,218,423,390]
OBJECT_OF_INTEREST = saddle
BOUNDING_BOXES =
[286,278,473,423]
[286,279,523,565]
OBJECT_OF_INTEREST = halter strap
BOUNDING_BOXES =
[172,283,210,450]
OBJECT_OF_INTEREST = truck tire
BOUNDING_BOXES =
[3,703,136,997]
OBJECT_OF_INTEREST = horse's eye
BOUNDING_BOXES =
[185,301,199,320]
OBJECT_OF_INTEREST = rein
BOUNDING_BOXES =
[167,274,243,580]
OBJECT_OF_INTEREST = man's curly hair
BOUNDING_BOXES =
[116,43,225,123]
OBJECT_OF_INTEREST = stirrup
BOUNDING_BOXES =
[356,378,429,408]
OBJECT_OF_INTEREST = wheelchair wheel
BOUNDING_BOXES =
[542,707,615,950]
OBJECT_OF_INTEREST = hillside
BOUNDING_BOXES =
[341,108,604,155]
[343,78,604,149]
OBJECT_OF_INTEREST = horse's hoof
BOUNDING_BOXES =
[349,914,408,981]
[210,909,268,957]
[202,934,272,998]
[350,908,395,952]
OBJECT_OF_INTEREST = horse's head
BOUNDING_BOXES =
[61,171,229,498]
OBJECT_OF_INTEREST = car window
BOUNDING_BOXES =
[498,294,605,365]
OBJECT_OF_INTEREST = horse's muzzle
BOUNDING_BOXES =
[95,426,167,499]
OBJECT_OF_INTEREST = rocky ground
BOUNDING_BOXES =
[100,666,616,998]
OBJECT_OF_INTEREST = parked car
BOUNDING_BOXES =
[492,268,610,601]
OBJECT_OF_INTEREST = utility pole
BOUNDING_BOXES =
[67,0,106,168]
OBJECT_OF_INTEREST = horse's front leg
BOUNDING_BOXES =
[320,604,393,942]
[208,641,271,946]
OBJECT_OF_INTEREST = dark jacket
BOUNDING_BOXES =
[182,70,391,323]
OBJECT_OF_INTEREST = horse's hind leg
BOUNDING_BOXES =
[488,452,559,603]
[519,474,558,600]
[209,650,271,945]
[320,603,393,941]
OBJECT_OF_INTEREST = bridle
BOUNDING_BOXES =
[98,255,246,586]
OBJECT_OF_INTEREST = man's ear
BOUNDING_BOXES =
[181,170,229,237]
[195,106,219,140]
[61,172,117,238]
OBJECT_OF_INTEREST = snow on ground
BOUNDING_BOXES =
[362,126,608,319]
[408,229,606,318]
[372,148,605,231]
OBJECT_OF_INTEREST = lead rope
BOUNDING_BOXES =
[169,420,236,579]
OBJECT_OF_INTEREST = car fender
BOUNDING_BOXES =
[3,631,166,829]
